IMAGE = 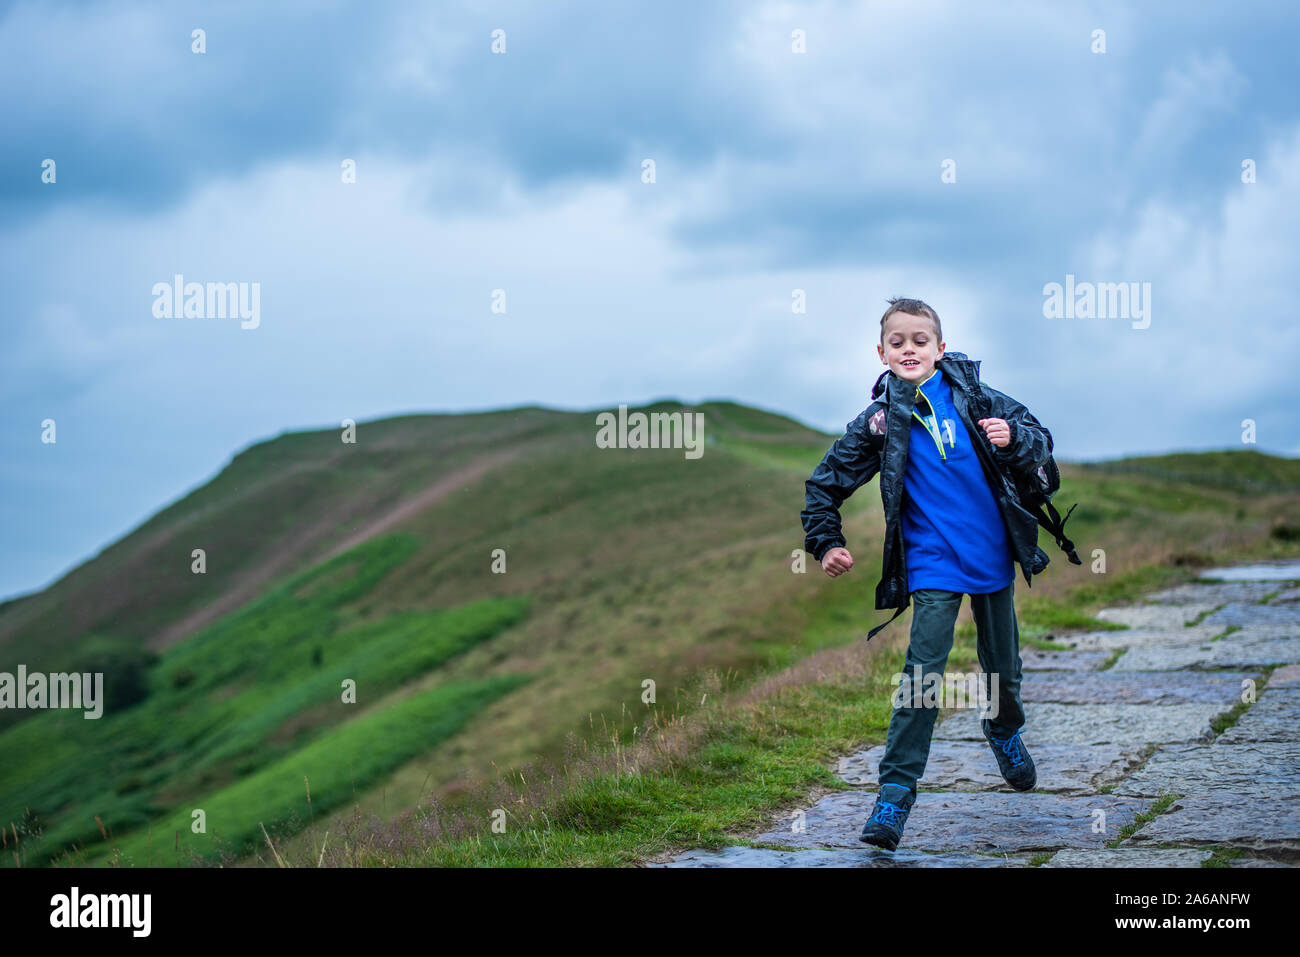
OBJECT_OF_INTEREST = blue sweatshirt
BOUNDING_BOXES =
[901,367,1015,594]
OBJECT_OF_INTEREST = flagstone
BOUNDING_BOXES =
[1021,648,1111,671]
[1095,603,1219,628]
[1037,625,1220,652]
[1113,634,1300,671]
[652,845,1028,867]
[1114,742,1300,797]
[838,740,1141,795]
[1265,663,1300,686]
[1023,670,1255,705]
[1215,688,1300,744]
[934,702,1230,747]
[1125,793,1300,852]
[1199,562,1300,582]
[1041,847,1212,867]
[1147,581,1280,604]
[1204,602,1300,631]
[749,790,1150,854]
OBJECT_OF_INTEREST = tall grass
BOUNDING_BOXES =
[1,535,530,866]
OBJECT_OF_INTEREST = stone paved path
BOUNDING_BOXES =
[653,560,1300,868]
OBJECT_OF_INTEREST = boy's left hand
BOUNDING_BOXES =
[977,417,1011,447]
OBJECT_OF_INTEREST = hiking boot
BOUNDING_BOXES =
[983,720,1036,791]
[858,783,916,851]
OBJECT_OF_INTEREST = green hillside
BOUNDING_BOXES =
[1,401,1298,866]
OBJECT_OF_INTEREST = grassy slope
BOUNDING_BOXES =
[1,533,534,865]
[2,401,1298,867]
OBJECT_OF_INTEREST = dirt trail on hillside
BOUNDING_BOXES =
[147,449,520,651]
[320,448,521,562]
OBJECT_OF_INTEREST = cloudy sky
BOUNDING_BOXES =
[3,0,1298,601]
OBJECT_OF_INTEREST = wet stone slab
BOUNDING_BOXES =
[1227,857,1300,868]
[653,845,1028,868]
[1266,663,1300,686]
[751,790,1150,854]
[934,702,1230,747]
[1200,562,1300,582]
[1215,688,1300,744]
[1038,625,1221,652]
[839,740,1141,795]
[1110,644,1216,671]
[1214,623,1300,640]
[1113,634,1300,671]
[1021,648,1111,671]
[1114,742,1300,798]
[1023,670,1257,706]
[1147,581,1281,605]
[1204,602,1300,631]
[1125,792,1300,852]
[1041,848,1212,868]
[1270,586,1300,604]
[1096,603,1219,629]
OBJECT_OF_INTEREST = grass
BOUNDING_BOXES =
[1209,699,1253,736]
[1,535,532,867]
[1077,449,1300,495]
[1207,663,1279,736]
[344,681,892,866]
[1108,793,1181,848]
[250,595,922,866]
[1203,846,1251,868]
[76,674,532,866]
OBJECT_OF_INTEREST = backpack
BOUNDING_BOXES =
[1007,456,1082,565]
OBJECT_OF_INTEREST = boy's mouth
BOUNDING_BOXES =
[900,359,922,370]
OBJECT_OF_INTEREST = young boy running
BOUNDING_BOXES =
[801,297,1056,851]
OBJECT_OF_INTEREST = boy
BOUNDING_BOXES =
[801,297,1056,851]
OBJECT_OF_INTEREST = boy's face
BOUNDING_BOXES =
[877,312,945,385]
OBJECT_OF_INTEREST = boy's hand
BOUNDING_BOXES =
[821,546,853,577]
[977,417,1011,448]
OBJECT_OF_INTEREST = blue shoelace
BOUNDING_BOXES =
[872,800,907,828]
[990,731,1026,768]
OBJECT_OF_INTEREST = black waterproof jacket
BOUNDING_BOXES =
[801,352,1054,638]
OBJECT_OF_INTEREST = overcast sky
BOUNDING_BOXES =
[3,0,1299,601]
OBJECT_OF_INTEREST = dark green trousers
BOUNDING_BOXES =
[877,581,1026,794]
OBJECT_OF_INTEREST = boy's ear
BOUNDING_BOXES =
[937,340,946,359]
[876,343,886,364]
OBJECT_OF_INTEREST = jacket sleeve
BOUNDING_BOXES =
[982,385,1053,474]
[801,409,882,562]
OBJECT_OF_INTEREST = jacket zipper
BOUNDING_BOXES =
[912,375,949,461]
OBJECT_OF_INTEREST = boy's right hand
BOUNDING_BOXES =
[820,546,853,577]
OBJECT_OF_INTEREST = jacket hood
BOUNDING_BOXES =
[871,351,982,403]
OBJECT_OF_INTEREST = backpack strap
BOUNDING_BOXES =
[867,600,909,640]
[1035,500,1082,565]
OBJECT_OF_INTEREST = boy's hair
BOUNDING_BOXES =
[880,297,943,342]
